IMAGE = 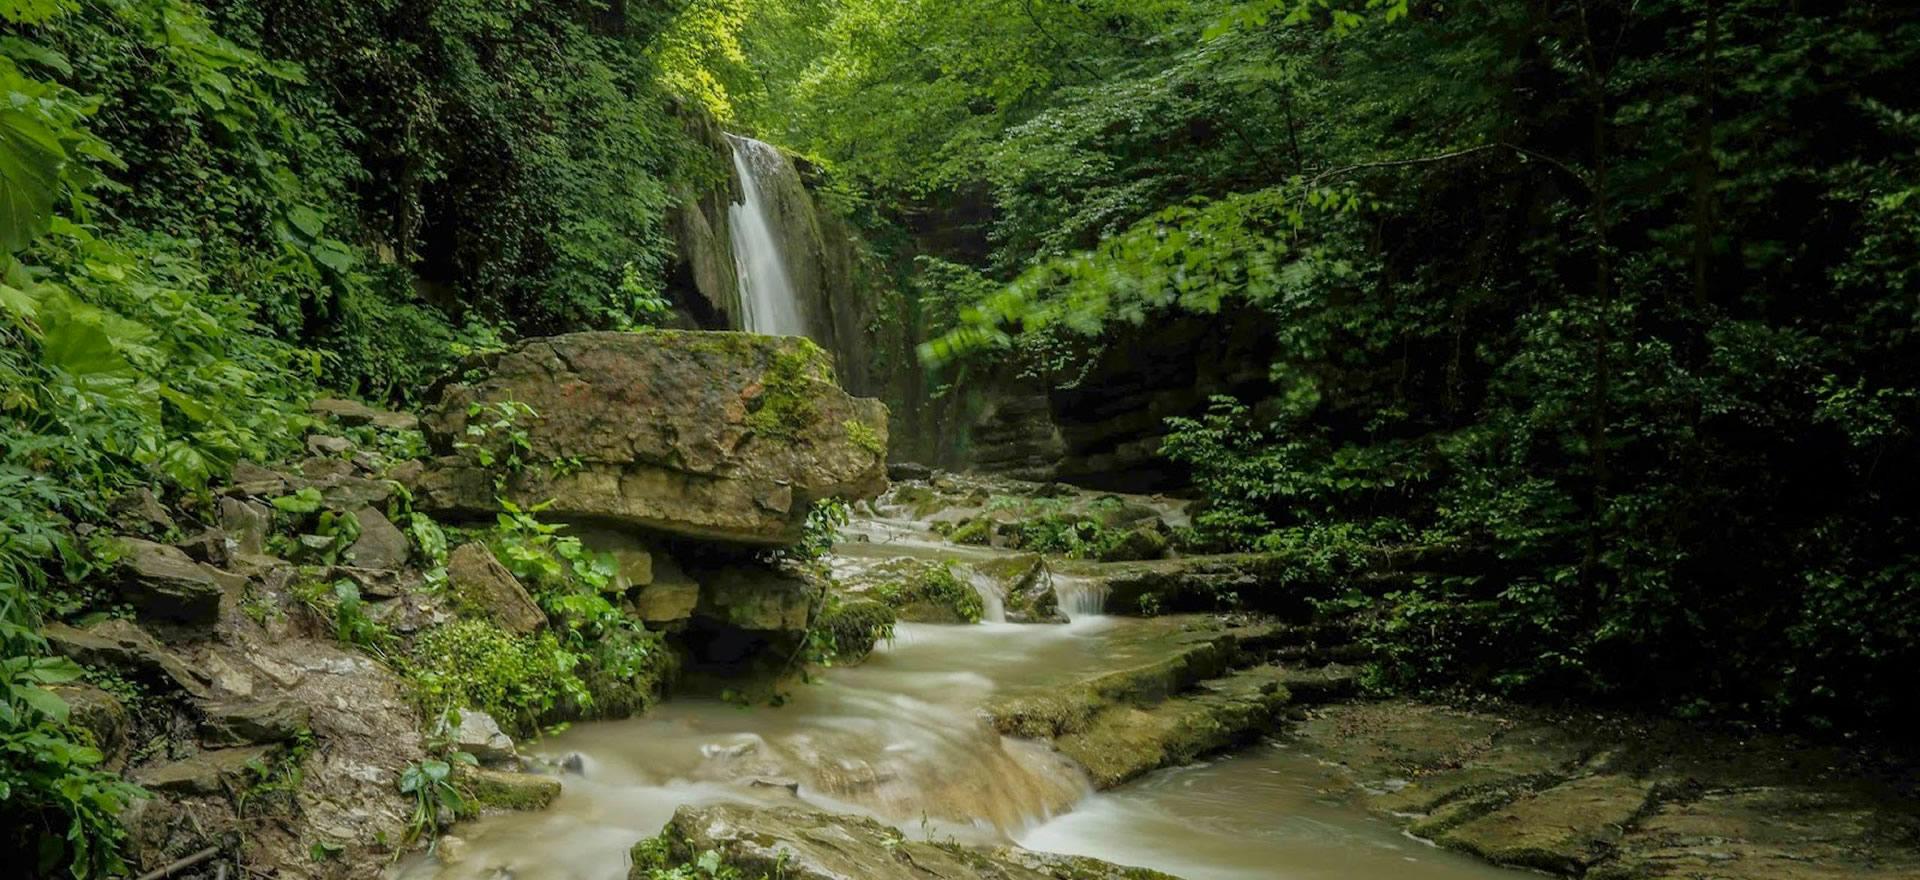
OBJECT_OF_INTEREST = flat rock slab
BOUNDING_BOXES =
[134,745,276,794]
[1593,786,1920,880]
[1054,665,1292,788]
[415,331,889,546]
[1287,700,1920,879]
[1439,773,1656,873]
[635,803,1174,880]
[986,617,1261,739]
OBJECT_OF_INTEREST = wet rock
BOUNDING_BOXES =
[1098,524,1170,562]
[633,803,1176,880]
[198,698,312,746]
[216,499,270,559]
[51,684,130,769]
[815,597,895,663]
[415,331,889,546]
[1272,663,1362,704]
[1051,665,1292,788]
[307,434,354,457]
[451,709,516,763]
[1438,773,1657,873]
[111,537,226,624]
[134,745,276,794]
[436,834,468,866]
[347,507,410,569]
[980,555,1067,624]
[747,775,801,795]
[110,488,175,537]
[310,396,420,432]
[559,752,587,775]
[688,561,817,631]
[632,577,701,623]
[446,543,546,634]
[839,557,984,624]
[43,619,213,698]
[886,461,933,482]
[460,766,561,812]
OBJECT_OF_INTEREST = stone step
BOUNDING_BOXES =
[1051,665,1293,789]
[985,618,1269,738]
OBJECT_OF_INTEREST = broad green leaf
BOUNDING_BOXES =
[0,104,67,251]
[17,683,69,722]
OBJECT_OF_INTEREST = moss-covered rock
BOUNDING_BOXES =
[1097,525,1170,562]
[948,516,992,546]
[459,765,562,812]
[978,554,1067,624]
[841,558,985,624]
[816,597,896,663]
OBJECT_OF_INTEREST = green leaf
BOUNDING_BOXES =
[286,205,324,238]
[17,684,69,722]
[310,239,356,273]
[0,104,68,252]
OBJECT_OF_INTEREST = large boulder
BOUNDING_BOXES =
[412,331,888,546]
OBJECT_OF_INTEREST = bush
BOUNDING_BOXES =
[402,620,587,737]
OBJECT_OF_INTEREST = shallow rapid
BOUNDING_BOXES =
[407,521,1528,880]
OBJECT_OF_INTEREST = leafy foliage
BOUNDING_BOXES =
[736,0,1920,731]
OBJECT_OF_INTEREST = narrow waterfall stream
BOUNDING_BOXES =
[726,135,808,337]
[407,512,1531,880]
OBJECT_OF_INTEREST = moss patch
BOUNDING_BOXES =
[817,597,896,663]
[460,766,561,812]
[745,341,834,440]
[948,517,992,546]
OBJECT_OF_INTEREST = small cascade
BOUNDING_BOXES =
[726,135,807,337]
[1051,574,1109,620]
[963,566,1009,623]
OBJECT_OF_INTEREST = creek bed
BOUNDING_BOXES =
[403,613,1526,880]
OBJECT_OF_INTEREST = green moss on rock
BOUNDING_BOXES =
[461,766,562,812]
[817,597,897,663]
[948,517,992,546]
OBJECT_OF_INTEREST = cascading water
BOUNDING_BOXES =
[405,504,1532,880]
[726,135,808,337]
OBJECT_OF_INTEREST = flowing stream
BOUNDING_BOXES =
[411,517,1529,880]
[726,135,807,337]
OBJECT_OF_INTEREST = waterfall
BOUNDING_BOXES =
[726,135,807,337]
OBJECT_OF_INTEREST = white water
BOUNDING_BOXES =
[726,135,807,337]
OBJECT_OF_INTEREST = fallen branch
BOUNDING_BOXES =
[135,846,221,880]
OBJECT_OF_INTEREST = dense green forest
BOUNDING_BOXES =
[3,0,1918,875]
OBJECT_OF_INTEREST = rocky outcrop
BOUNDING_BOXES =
[445,543,545,634]
[633,803,1176,880]
[111,537,229,625]
[413,331,889,546]
[683,559,818,632]
[44,619,213,699]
